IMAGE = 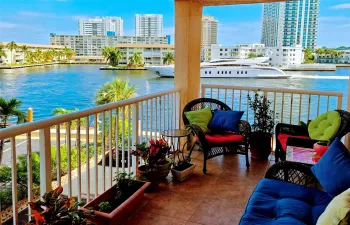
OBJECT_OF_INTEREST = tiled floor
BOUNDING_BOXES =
[125,151,274,225]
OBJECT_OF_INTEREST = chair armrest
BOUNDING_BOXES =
[275,123,309,137]
[186,124,208,146]
[286,137,318,149]
[265,161,320,188]
[239,120,251,138]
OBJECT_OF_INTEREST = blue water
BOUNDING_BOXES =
[0,65,349,121]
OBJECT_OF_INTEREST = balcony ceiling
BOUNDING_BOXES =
[176,0,287,6]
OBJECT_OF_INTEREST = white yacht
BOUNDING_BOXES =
[145,57,290,78]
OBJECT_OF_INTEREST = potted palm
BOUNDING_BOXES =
[83,173,150,225]
[131,139,171,191]
[248,91,275,160]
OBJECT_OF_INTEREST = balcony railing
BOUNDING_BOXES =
[0,84,345,224]
[0,88,180,224]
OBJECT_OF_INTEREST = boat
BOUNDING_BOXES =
[145,57,290,78]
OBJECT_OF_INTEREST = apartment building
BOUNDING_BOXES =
[201,16,218,48]
[261,0,320,50]
[201,43,265,61]
[135,14,163,37]
[266,45,304,66]
[49,34,169,56]
[78,17,123,36]
[316,48,350,64]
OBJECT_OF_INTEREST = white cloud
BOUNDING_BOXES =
[218,21,261,44]
[0,21,17,29]
[71,15,89,21]
[331,3,350,9]
[18,11,89,21]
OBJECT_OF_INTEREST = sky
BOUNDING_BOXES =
[0,0,349,47]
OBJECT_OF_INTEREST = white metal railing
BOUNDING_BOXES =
[201,84,344,125]
[0,88,180,224]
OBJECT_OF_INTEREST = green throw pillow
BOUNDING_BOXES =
[308,111,341,141]
[185,108,212,133]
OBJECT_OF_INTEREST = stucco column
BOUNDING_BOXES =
[174,0,203,128]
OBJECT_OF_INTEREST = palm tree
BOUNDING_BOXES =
[42,51,54,62]
[25,51,36,64]
[34,48,43,63]
[95,78,136,105]
[114,49,124,66]
[20,45,29,64]
[57,50,64,61]
[63,47,75,61]
[50,49,57,61]
[163,52,174,65]
[101,46,113,62]
[128,52,143,67]
[0,97,27,163]
[6,41,18,64]
[0,45,6,62]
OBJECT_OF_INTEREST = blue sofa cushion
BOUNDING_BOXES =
[311,137,350,197]
[239,178,332,225]
[208,109,244,132]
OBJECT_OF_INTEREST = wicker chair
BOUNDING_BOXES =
[275,109,350,162]
[183,98,251,173]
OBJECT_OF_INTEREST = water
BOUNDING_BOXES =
[0,65,349,121]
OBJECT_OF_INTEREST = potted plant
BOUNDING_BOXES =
[171,159,196,181]
[26,186,95,225]
[131,139,171,191]
[248,91,275,160]
[83,172,150,225]
[313,140,330,157]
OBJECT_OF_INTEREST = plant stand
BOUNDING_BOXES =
[161,129,196,181]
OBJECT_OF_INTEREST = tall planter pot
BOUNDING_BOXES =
[83,181,150,225]
[137,165,160,192]
[156,158,172,179]
[250,131,272,160]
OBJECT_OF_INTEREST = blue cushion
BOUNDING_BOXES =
[239,178,332,225]
[311,137,350,197]
[207,110,244,132]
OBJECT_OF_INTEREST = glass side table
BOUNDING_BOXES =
[160,129,195,163]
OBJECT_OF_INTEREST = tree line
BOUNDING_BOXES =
[0,41,75,64]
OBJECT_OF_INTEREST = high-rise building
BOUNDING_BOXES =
[78,17,123,36]
[201,16,218,48]
[261,0,319,50]
[135,14,163,37]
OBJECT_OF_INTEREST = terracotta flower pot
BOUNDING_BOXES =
[137,165,160,192]
[250,132,272,160]
[313,143,329,157]
[83,181,150,225]
[156,158,172,179]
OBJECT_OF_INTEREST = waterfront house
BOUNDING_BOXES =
[0,0,349,224]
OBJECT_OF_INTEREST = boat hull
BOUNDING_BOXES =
[145,65,290,79]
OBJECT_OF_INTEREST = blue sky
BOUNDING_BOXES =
[0,0,349,47]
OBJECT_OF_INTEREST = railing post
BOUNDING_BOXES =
[131,103,139,175]
[345,76,350,149]
[39,128,52,196]
[176,91,181,129]
[201,85,206,98]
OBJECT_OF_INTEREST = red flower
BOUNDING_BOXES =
[149,140,155,146]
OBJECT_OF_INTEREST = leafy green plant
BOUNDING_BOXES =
[98,201,112,213]
[248,91,275,134]
[26,186,94,225]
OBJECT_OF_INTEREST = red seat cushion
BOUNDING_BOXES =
[205,133,245,145]
[277,133,310,151]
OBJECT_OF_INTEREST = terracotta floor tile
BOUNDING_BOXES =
[167,175,218,197]
[189,198,246,225]
[208,179,255,201]
[141,191,203,221]
[185,222,202,225]
[125,211,187,225]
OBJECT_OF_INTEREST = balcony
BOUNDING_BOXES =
[0,83,347,224]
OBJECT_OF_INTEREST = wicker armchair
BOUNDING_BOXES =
[275,109,350,162]
[265,161,320,189]
[183,98,251,173]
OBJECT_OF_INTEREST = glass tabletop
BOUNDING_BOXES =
[161,129,191,137]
